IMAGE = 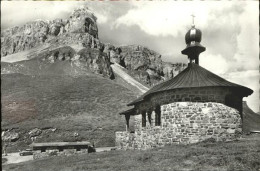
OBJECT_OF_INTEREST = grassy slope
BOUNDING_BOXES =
[243,102,260,133]
[1,72,137,151]
[3,135,260,171]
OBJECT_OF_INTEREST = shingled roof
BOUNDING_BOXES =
[119,108,135,115]
[128,63,253,106]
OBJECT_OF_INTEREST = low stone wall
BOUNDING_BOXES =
[115,132,135,149]
[116,102,242,150]
[33,148,89,159]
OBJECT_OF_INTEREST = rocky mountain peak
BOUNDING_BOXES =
[67,7,98,37]
[70,7,97,22]
[1,6,99,57]
[1,6,187,86]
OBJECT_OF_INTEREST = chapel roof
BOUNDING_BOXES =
[119,108,135,115]
[128,63,253,106]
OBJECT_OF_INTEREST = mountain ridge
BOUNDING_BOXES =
[1,6,187,86]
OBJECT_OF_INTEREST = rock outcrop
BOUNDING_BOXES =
[1,7,113,78]
[67,8,98,37]
[162,62,187,79]
[2,130,19,142]
[104,44,187,86]
[1,46,114,78]
[1,7,100,57]
[76,48,113,78]
[29,128,42,138]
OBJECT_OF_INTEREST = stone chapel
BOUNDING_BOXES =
[115,20,253,150]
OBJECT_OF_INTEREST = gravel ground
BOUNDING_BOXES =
[2,153,33,165]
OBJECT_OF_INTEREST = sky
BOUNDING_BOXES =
[1,1,259,112]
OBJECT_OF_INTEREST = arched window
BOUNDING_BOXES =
[155,105,161,126]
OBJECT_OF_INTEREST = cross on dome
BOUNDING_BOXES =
[191,14,195,27]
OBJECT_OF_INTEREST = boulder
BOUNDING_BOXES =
[29,128,42,137]
[2,131,19,142]
[49,23,62,36]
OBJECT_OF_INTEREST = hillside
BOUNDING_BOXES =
[0,45,145,151]
[3,134,260,171]
[1,72,137,151]
[243,101,260,133]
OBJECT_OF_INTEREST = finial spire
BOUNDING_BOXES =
[191,14,195,27]
[182,14,206,65]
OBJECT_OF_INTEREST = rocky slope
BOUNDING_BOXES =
[103,44,187,86]
[1,46,113,78]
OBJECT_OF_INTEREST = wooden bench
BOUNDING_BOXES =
[31,141,94,152]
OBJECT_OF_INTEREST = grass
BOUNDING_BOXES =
[243,102,260,133]
[3,134,260,171]
[1,73,137,151]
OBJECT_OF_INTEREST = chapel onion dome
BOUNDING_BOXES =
[185,25,202,45]
[183,25,205,50]
[181,25,206,63]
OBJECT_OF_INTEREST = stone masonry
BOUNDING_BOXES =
[116,102,242,150]
[33,148,89,159]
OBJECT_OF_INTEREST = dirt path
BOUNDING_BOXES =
[1,44,50,63]
[95,147,115,152]
[111,63,149,93]
[2,147,115,165]
[2,153,33,165]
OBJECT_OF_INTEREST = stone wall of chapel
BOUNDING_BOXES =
[136,87,242,115]
[116,102,242,150]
